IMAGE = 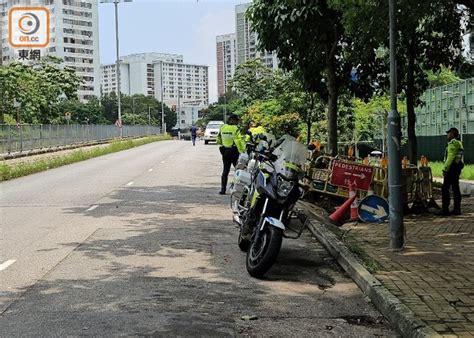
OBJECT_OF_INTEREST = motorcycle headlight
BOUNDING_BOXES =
[277,176,295,197]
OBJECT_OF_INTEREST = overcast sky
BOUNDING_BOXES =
[99,0,247,103]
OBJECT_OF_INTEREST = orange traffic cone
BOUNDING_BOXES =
[348,182,359,222]
[329,194,357,224]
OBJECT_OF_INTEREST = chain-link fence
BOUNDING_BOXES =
[0,124,161,154]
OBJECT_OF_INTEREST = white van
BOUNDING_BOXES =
[204,121,224,144]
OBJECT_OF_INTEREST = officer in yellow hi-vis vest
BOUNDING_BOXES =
[245,121,266,143]
[217,114,245,195]
[437,127,464,216]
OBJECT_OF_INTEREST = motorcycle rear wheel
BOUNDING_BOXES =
[246,226,283,278]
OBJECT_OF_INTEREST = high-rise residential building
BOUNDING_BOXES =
[235,3,278,69]
[101,53,182,99]
[101,53,209,128]
[216,33,236,97]
[0,0,100,100]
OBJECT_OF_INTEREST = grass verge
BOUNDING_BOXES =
[0,135,171,182]
[324,222,381,273]
[346,241,381,273]
[429,161,474,180]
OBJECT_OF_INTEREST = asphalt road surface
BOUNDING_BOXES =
[0,140,395,336]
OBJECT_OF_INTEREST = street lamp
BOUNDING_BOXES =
[388,0,404,250]
[223,93,227,123]
[100,0,132,138]
[177,89,182,139]
[160,61,166,134]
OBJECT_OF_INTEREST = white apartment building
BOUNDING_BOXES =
[235,3,278,69]
[216,33,236,97]
[0,0,100,101]
[101,52,209,108]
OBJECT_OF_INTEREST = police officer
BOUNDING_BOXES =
[437,127,464,216]
[245,121,266,143]
[217,114,245,195]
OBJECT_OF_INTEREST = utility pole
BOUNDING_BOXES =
[160,61,166,134]
[177,89,181,140]
[114,0,122,138]
[388,0,404,250]
[100,0,132,137]
[223,93,227,123]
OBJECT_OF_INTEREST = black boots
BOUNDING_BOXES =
[219,176,227,195]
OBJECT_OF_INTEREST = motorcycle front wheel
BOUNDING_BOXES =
[238,229,251,252]
[246,226,283,278]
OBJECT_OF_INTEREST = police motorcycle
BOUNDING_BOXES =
[230,134,309,278]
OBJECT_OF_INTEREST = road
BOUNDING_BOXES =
[0,140,395,336]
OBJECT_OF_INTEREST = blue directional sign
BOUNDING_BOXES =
[358,195,390,223]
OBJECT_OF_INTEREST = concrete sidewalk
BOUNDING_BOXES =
[304,196,474,337]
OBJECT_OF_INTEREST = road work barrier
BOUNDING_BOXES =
[301,151,437,215]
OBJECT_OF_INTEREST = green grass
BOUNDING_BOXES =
[347,241,381,274]
[0,135,171,182]
[429,161,474,180]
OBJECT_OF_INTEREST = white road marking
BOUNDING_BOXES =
[86,205,98,212]
[126,181,134,186]
[148,168,153,172]
[0,260,16,271]
[160,161,166,164]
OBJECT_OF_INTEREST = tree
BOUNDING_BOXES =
[426,66,461,87]
[249,1,353,155]
[0,63,38,123]
[353,95,407,145]
[0,57,81,124]
[339,1,471,163]
[230,60,293,106]
[57,97,107,125]
[241,99,301,138]
[101,93,118,123]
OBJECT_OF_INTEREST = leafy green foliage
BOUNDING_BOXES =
[426,66,461,87]
[248,0,355,154]
[353,95,407,142]
[338,0,470,162]
[240,99,301,139]
[0,57,82,124]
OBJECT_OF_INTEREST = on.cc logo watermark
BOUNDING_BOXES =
[8,7,50,48]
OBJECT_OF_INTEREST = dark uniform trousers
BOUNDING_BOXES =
[441,163,462,213]
[220,146,239,192]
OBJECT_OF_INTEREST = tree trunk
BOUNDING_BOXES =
[306,93,315,144]
[327,66,338,157]
[406,40,418,164]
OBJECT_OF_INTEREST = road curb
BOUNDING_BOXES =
[298,201,440,338]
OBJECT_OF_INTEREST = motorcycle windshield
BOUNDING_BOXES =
[274,138,308,178]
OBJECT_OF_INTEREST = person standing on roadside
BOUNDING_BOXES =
[217,114,245,195]
[437,127,464,216]
[245,121,266,143]
[191,125,198,146]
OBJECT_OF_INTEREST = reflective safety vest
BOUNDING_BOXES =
[217,124,245,153]
[245,126,266,142]
[444,138,464,172]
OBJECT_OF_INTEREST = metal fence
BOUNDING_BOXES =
[0,124,161,154]
[401,134,474,163]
